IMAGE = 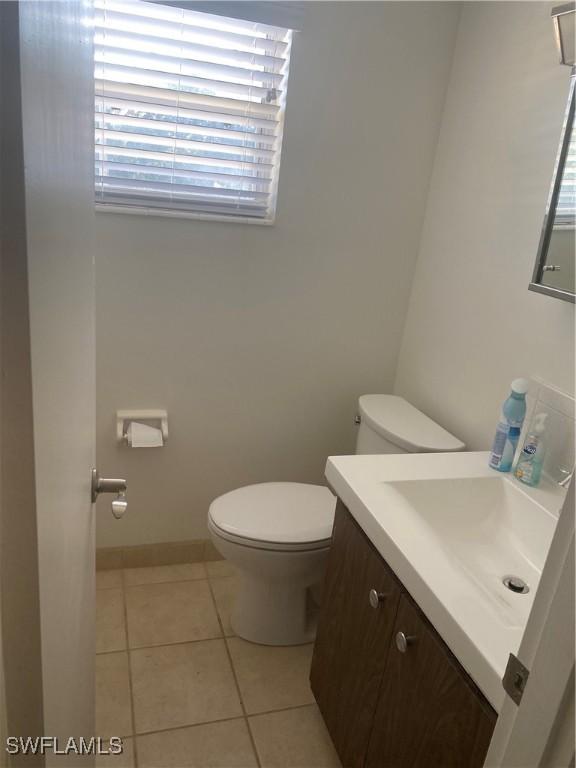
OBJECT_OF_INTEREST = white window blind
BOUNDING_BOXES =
[94,0,293,221]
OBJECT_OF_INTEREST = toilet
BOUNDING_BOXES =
[208,395,465,645]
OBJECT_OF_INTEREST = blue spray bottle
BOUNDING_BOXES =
[489,379,529,472]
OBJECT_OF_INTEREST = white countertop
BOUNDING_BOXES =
[325,451,564,711]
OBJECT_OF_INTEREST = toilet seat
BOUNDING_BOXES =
[209,517,332,552]
[208,482,336,552]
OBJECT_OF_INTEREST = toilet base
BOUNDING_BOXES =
[231,573,319,646]
[208,521,330,646]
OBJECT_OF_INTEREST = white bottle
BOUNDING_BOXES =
[514,413,548,487]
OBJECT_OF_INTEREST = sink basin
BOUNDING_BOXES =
[324,450,564,711]
[384,476,555,629]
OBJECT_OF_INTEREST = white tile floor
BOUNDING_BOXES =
[96,561,341,768]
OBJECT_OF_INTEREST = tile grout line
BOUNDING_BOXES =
[120,573,139,768]
[243,699,263,768]
[96,549,224,570]
[96,627,314,656]
[134,714,250,741]
[205,574,262,768]
[245,701,317,720]
[97,566,233,592]
[127,702,319,740]
[96,632,226,655]
[98,576,205,591]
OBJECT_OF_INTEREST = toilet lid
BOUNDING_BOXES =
[208,483,336,546]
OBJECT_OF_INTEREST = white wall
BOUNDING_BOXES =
[395,1,575,450]
[96,2,460,547]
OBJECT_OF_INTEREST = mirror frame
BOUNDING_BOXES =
[529,71,575,304]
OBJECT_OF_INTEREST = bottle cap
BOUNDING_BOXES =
[511,378,529,395]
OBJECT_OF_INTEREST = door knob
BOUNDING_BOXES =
[91,469,128,519]
[369,589,388,609]
[395,631,416,653]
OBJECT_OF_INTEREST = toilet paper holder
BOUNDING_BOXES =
[117,410,169,444]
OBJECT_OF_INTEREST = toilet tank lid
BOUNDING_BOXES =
[358,395,465,453]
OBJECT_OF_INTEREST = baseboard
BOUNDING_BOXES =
[96,539,223,570]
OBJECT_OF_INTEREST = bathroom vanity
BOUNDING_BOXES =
[310,451,564,768]
[310,500,496,768]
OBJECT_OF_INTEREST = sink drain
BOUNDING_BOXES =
[503,575,529,594]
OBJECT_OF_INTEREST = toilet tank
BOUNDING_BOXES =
[355,395,465,455]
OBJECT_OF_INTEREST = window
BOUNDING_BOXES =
[94,0,293,222]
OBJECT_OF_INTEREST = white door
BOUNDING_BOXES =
[19,0,97,746]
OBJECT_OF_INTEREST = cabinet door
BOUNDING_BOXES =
[366,595,496,768]
[310,501,401,768]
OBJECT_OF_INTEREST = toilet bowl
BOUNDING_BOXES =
[208,395,465,646]
[208,482,335,645]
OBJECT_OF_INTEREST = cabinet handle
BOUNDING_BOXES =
[395,631,416,653]
[368,589,387,609]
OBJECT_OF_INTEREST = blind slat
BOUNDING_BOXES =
[96,175,269,201]
[95,3,289,56]
[96,128,275,162]
[94,26,286,70]
[95,79,280,121]
[96,96,278,132]
[95,44,285,89]
[95,62,280,103]
[95,112,277,148]
[96,144,274,173]
[96,159,272,187]
[97,197,269,218]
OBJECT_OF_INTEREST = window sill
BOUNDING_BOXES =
[95,203,275,226]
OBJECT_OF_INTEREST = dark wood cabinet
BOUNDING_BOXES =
[310,501,496,768]
[310,502,401,768]
[366,594,496,768]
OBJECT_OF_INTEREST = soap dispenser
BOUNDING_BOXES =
[514,413,548,487]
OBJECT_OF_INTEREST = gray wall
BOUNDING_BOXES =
[96,2,461,547]
[395,2,575,449]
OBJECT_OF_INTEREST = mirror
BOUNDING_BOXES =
[530,73,575,303]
